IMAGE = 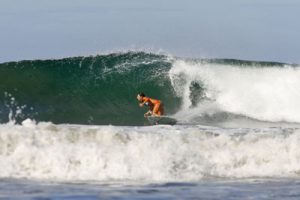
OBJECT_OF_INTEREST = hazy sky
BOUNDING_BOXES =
[1,0,300,63]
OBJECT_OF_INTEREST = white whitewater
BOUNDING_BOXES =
[169,60,300,123]
[1,120,300,182]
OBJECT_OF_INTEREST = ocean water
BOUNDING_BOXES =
[1,52,300,199]
[3,178,300,200]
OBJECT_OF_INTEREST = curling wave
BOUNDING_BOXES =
[0,51,299,125]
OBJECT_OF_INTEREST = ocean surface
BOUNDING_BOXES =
[1,51,300,199]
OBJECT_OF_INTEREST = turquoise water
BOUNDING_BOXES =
[0,52,179,125]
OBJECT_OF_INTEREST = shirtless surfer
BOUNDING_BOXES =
[137,92,164,117]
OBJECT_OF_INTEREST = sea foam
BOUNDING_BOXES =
[0,120,300,182]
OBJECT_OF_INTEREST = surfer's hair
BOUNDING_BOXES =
[138,92,145,97]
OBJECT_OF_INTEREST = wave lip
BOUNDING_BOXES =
[1,121,300,182]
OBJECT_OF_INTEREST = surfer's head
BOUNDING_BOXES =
[137,92,145,101]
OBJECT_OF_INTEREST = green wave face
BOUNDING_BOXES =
[0,51,295,125]
[0,52,181,125]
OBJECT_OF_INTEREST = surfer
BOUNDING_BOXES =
[137,92,164,117]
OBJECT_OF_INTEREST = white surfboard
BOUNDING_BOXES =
[146,116,177,125]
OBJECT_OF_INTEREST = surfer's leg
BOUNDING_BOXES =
[152,103,160,116]
[153,103,163,116]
